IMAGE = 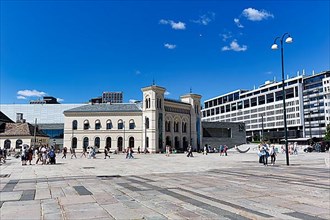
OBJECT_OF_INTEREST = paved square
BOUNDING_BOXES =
[1,147,329,220]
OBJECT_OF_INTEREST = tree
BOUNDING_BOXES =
[324,124,330,141]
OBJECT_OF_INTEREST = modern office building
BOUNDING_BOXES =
[89,91,123,104]
[202,70,330,142]
[102,92,123,103]
[63,85,202,153]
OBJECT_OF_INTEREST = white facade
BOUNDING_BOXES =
[0,104,84,124]
[202,71,330,141]
[63,85,202,153]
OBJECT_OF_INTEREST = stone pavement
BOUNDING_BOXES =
[0,148,329,220]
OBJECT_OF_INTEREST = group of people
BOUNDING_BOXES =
[202,144,228,156]
[258,143,277,166]
[20,145,56,166]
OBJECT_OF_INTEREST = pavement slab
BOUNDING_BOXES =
[0,148,329,220]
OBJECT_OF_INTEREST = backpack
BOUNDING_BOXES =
[49,150,55,158]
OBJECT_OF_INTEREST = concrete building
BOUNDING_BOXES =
[202,70,330,142]
[63,85,202,153]
[202,122,246,148]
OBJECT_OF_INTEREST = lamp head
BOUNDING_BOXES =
[285,36,293,43]
[271,44,278,50]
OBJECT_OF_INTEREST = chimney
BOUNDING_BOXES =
[16,113,24,123]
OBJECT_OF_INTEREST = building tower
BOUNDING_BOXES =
[141,85,166,153]
[180,93,202,151]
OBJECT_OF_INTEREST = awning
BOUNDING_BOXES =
[280,138,311,142]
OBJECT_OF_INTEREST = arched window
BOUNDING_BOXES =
[129,137,134,148]
[83,137,89,148]
[145,96,151,109]
[4,139,11,149]
[145,117,149,129]
[118,120,124,129]
[182,122,187,133]
[16,139,23,149]
[106,137,111,148]
[72,137,77,148]
[129,119,135,129]
[95,137,100,148]
[117,137,123,152]
[165,121,171,132]
[174,121,179,132]
[106,120,112,129]
[95,120,101,130]
[72,120,78,130]
[84,120,89,130]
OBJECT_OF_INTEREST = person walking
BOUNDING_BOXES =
[62,146,67,159]
[166,145,170,157]
[81,146,87,158]
[203,144,208,155]
[104,147,110,159]
[27,146,33,165]
[70,147,77,159]
[270,145,277,165]
[187,145,193,157]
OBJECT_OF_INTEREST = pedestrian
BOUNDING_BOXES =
[70,147,77,159]
[270,145,277,165]
[203,144,208,155]
[128,146,134,159]
[224,145,228,156]
[62,146,67,159]
[261,144,269,166]
[137,146,141,154]
[27,146,33,165]
[220,145,224,156]
[35,147,42,164]
[187,145,193,157]
[81,146,87,158]
[166,145,170,157]
[21,146,27,166]
[104,147,110,159]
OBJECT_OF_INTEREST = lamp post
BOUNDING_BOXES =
[271,33,293,166]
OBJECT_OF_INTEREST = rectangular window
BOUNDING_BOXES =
[226,104,230,112]
[216,107,220,114]
[237,101,243,110]
[275,91,283,101]
[221,106,225,113]
[244,99,250,108]
[258,95,265,105]
[251,98,257,107]
[267,93,274,103]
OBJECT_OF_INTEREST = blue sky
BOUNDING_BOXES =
[1,0,329,105]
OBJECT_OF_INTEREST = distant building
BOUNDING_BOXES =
[102,92,123,103]
[30,96,60,104]
[0,112,49,149]
[202,70,330,142]
[89,92,123,104]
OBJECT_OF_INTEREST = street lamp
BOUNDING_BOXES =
[271,33,293,166]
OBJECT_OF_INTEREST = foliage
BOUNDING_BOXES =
[324,124,330,141]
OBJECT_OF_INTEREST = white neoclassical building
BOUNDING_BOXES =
[63,85,202,153]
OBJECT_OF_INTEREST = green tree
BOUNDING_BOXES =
[324,124,330,141]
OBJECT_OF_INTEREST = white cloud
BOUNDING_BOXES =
[57,98,64,102]
[164,91,170,96]
[135,70,141,75]
[234,18,244,28]
[17,89,47,97]
[192,12,215,25]
[159,19,186,30]
[17,96,26,100]
[129,99,140,103]
[164,43,176,49]
[222,39,247,52]
[221,31,233,42]
[242,8,274,21]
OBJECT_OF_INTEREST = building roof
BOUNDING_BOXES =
[0,111,14,123]
[64,103,142,113]
[164,98,191,106]
[0,123,49,137]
